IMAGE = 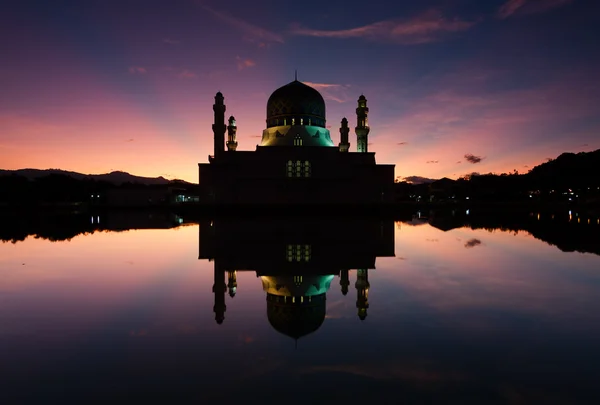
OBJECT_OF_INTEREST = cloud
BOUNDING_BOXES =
[289,9,476,44]
[163,38,180,45]
[397,142,408,145]
[464,238,482,248]
[178,69,197,79]
[202,5,284,44]
[497,0,574,19]
[426,160,439,163]
[456,161,462,164]
[464,153,484,164]
[125,138,134,142]
[302,81,352,103]
[402,175,437,184]
[128,66,146,74]
[236,56,256,70]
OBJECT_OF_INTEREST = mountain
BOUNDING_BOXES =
[0,169,182,185]
[527,149,600,190]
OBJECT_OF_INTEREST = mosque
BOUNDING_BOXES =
[199,216,395,340]
[198,78,395,204]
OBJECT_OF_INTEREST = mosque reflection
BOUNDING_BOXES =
[198,217,395,339]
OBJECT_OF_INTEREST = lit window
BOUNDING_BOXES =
[304,161,311,177]
[308,118,311,125]
[291,118,295,125]
[300,118,303,125]
[287,160,293,177]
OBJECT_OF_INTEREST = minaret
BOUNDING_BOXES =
[212,263,227,324]
[355,95,369,153]
[340,269,350,295]
[339,118,350,152]
[355,269,370,320]
[227,270,238,298]
[212,92,226,158]
[226,116,238,151]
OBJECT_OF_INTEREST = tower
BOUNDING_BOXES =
[212,92,226,158]
[339,118,350,152]
[227,270,238,298]
[355,95,369,153]
[212,263,227,324]
[355,269,370,320]
[226,116,238,151]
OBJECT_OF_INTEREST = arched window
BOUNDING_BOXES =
[291,118,295,125]
[304,161,311,177]
[296,160,301,177]
[294,134,302,146]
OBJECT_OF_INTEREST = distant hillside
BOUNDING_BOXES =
[527,149,600,189]
[0,169,183,186]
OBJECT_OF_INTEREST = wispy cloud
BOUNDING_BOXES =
[125,138,134,142]
[303,81,352,103]
[426,160,439,164]
[163,38,180,45]
[236,56,256,71]
[290,10,476,44]
[403,175,437,184]
[464,153,484,164]
[128,66,147,74]
[397,141,408,146]
[202,5,284,44]
[497,0,574,19]
[178,69,197,79]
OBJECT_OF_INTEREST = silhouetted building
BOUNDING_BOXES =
[200,217,395,340]
[198,79,395,204]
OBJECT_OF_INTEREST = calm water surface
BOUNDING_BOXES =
[1,212,600,404]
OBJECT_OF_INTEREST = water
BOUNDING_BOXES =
[1,210,600,404]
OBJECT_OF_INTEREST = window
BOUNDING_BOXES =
[300,118,303,125]
[285,160,312,177]
[308,118,311,126]
[291,118,295,125]
[294,134,302,146]
[286,245,311,262]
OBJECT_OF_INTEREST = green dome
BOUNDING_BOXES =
[266,80,326,128]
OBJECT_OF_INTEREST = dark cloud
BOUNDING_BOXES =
[464,153,484,164]
[397,142,408,146]
[426,160,439,164]
[456,161,462,164]
[523,165,529,168]
[125,138,134,142]
[402,175,437,184]
[464,238,482,248]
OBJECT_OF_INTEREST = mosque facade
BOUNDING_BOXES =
[198,79,395,204]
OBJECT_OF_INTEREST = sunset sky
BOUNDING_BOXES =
[1,0,599,183]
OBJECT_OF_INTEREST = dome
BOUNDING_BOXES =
[266,293,326,339]
[266,80,326,129]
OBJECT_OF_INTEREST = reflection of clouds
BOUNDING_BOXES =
[464,238,482,248]
[300,363,466,383]
[387,224,600,331]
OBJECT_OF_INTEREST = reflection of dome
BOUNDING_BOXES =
[267,294,326,339]
[261,275,334,340]
[266,80,326,128]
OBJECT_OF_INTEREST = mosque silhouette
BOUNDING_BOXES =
[199,217,395,340]
[198,78,395,205]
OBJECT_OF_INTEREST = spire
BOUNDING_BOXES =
[226,116,238,152]
[295,69,298,81]
[355,95,370,153]
[339,118,350,152]
[212,92,226,158]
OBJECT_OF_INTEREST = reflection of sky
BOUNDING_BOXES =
[2,223,600,402]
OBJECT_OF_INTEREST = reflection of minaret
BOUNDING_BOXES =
[212,264,227,324]
[226,116,238,151]
[355,95,369,153]
[355,269,370,320]
[340,269,350,296]
[227,271,237,298]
